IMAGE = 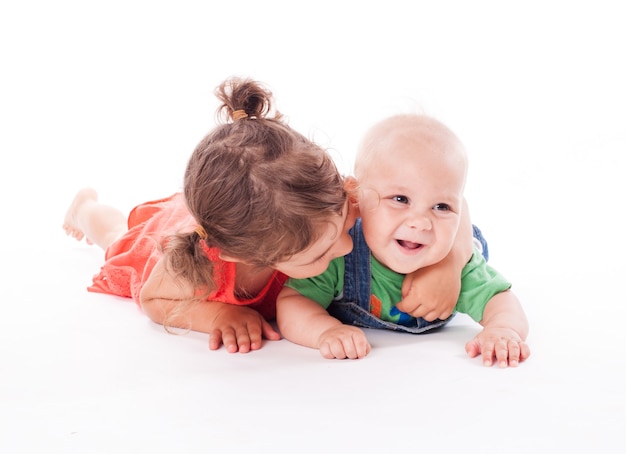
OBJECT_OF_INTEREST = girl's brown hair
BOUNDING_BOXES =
[163,76,346,302]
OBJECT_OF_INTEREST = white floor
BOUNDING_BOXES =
[1,2,624,453]
[1,242,623,452]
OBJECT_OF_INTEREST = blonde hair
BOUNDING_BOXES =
[355,113,466,180]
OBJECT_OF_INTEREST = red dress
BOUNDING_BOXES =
[88,193,287,320]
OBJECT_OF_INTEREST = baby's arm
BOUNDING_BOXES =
[139,258,280,354]
[276,287,371,359]
[465,290,530,367]
[397,198,473,320]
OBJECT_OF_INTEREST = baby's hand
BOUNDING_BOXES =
[318,325,371,360]
[209,303,281,353]
[465,327,530,368]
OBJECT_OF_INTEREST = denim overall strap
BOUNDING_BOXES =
[328,222,491,333]
[341,218,371,310]
[328,218,453,333]
[472,224,489,261]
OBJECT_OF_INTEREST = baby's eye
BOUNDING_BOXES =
[392,195,409,204]
[433,203,451,212]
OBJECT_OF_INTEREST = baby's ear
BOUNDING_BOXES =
[344,176,359,203]
[343,176,361,217]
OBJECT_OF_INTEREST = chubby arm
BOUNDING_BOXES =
[397,198,473,320]
[139,258,280,354]
[465,290,530,367]
[276,287,370,359]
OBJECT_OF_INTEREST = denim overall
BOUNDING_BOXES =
[327,219,489,333]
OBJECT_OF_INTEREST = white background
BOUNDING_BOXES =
[1,1,624,453]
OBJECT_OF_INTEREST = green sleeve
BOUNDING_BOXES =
[456,251,512,322]
[284,257,345,309]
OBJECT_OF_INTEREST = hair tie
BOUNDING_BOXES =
[195,225,208,240]
[232,109,248,121]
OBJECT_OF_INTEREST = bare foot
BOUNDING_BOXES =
[63,188,98,243]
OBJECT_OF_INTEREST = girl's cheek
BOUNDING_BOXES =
[337,235,353,258]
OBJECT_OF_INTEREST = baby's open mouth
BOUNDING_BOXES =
[397,240,422,250]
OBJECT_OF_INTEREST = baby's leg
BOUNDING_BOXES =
[63,188,127,250]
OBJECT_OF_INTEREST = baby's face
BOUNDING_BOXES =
[274,200,356,279]
[358,129,466,274]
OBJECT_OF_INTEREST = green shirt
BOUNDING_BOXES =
[285,250,512,323]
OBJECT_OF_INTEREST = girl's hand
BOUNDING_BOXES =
[398,269,460,321]
[208,303,281,353]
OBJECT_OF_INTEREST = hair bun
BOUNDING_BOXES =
[216,77,281,123]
